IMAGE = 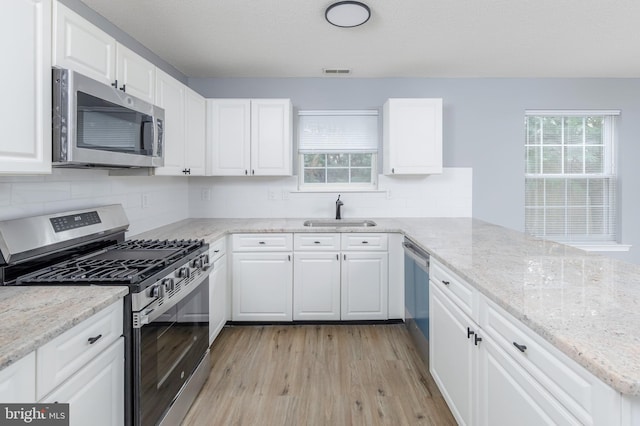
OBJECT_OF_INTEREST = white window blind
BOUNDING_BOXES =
[298,110,378,152]
[524,111,619,243]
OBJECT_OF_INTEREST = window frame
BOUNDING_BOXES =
[298,152,378,191]
[524,110,620,245]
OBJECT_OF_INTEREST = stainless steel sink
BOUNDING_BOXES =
[303,219,377,227]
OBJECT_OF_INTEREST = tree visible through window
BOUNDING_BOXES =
[525,111,618,243]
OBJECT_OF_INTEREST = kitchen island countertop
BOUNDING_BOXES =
[135,217,640,397]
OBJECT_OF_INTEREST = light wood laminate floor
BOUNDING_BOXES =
[182,324,456,425]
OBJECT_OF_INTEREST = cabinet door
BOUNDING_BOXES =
[341,252,388,320]
[232,252,292,321]
[477,334,579,426]
[52,2,116,86]
[209,258,228,345]
[293,252,341,321]
[154,69,185,175]
[383,98,442,175]
[430,281,475,426]
[115,43,155,103]
[250,99,292,176]
[184,87,206,176]
[0,0,51,174]
[0,352,35,402]
[206,99,251,176]
[40,338,124,426]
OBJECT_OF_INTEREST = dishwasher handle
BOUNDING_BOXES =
[403,241,430,271]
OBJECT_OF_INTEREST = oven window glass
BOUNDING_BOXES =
[138,280,209,426]
[76,91,153,155]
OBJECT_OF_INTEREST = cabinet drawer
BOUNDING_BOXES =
[480,296,619,425]
[429,259,476,320]
[232,233,293,251]
[294,233,340,251]
[36,300,123,400]
[209,237,226,263]
[341,233,388,251]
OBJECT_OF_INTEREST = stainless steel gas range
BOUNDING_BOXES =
[0,205,211,426]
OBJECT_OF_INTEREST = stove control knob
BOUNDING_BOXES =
[201,254,210,271]
[191,258,202,268]
[162,278,175,292]
[150,284,164,299]
[176,267,190,278]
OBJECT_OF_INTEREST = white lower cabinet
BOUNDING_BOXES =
[293,252,341,320]
[231,234,293,321]
[209,238,228,345]
[341,252,388,320]
[430,258,621,426]
[0,351,36,402]
[429,281,476,425]
[39,338,124,426]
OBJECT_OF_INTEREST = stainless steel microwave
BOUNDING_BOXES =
[52,68,164,168]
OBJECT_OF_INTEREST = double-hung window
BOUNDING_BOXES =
[525,110,619,245]
[298,110,378,190]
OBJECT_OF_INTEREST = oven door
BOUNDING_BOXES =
[133,278,209,426]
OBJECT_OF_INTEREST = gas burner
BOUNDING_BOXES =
[16,238,206,286]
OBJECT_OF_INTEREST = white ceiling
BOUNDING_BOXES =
[81,0,640,78]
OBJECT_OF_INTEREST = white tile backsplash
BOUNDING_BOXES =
[0,168,471,237]
[189,167,472,219]
[0,169,190,237]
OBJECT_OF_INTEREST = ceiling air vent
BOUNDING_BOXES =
[323,68,352,75]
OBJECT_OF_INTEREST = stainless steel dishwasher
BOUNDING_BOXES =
[403,237,430,365]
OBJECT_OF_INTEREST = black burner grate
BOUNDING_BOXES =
[16,239,204,285]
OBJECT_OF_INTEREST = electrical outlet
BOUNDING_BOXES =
[268,189,276,200]
[141,193,149,209]
[201,188,211,201]
[282,190,289,200]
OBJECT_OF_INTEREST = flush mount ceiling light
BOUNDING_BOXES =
[325,1,371,28]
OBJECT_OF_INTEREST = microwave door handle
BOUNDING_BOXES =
[142,118,154,153]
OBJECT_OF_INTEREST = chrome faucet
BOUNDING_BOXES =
[335,195,343,219]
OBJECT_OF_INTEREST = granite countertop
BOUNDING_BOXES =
[135,217,640,396]
[0,286,128,371]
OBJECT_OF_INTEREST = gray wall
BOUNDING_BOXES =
[190,77,640,264]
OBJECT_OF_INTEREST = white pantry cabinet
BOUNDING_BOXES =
[383,98,443,175]
[429,258,621,426]
[207,99,292,176]
[0,0,51,174]
[53,1,154,102]
[231,234,293,321]
[154,71,206,176]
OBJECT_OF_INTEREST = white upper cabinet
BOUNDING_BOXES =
[53,1,116,86]
[0,0,52,174]
[207,99,292,176]
[183,87,207,175]
[53,1,154,102]
[154,70,206,176]
[383,98,443,175]
[250,99,292,176]
[115,44,155,104]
